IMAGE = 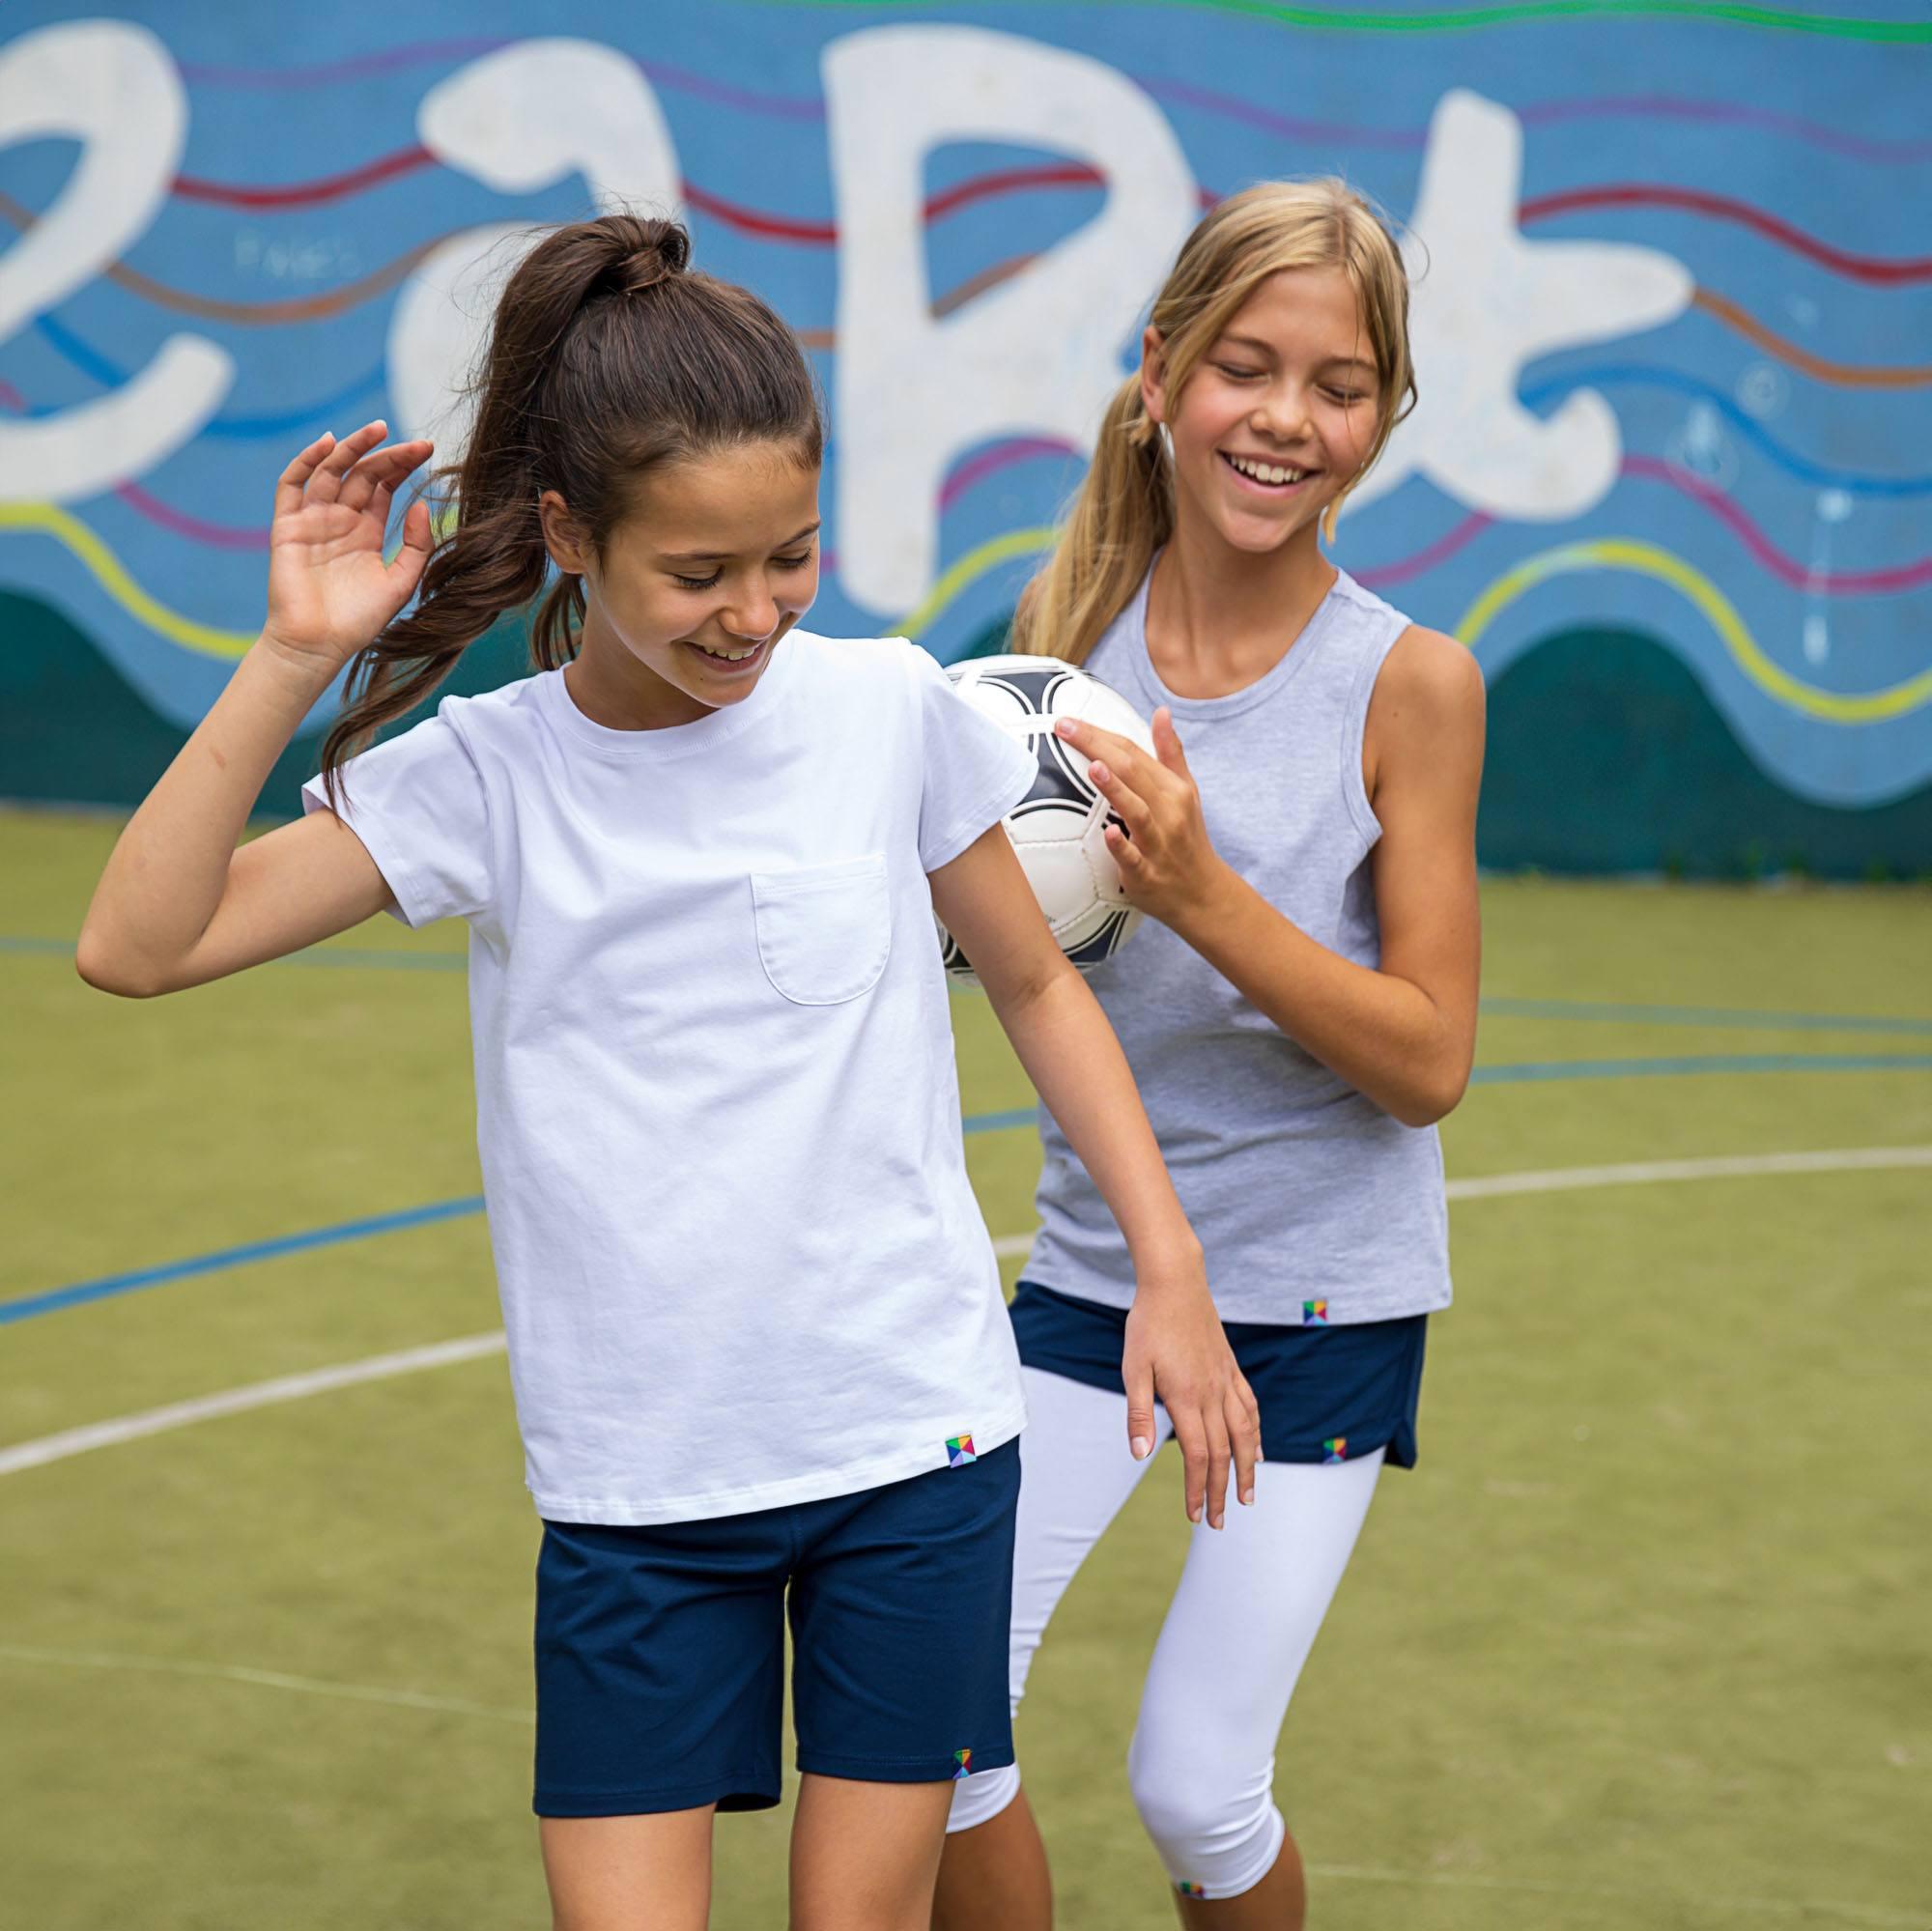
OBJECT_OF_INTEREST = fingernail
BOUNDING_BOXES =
[1092,761,1110,782]
[1131,1435,1151,1460]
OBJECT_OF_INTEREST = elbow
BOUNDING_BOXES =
[74,927,167,999]
[1389,1064,1471,1130]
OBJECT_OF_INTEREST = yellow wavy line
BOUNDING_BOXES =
[895,526,1058,642]
[1458,537,1932,725]
[1,502,258,659]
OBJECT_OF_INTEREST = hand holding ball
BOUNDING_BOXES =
[935,655,1155,989]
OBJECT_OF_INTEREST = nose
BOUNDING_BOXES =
[720,582,781,642]
[1252,379,1314,446]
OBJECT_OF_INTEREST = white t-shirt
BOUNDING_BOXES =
[302,633,1037,1524]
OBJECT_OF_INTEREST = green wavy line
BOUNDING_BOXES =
[753,0,1929,43]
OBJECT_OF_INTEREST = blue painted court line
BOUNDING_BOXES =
[1470,1054,1932,1084]
[10,1058,1929,1328]
[15,937,1932,1035]
[0,1110,1037,1327]
[1481,998,1932,1036]
[0,1197,485,1328]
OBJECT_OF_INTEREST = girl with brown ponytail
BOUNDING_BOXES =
[76,213,1260,1931]
[936,181,1486,1930]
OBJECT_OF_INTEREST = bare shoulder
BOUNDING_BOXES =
[1364,625,1486,801]
[1376,624,1486,723]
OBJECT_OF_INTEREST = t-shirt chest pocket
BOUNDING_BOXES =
[750,854,893,1006]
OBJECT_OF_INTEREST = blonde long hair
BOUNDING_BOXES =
[1012,179,1415,666]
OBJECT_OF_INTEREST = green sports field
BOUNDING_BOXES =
[3,807,1927,1931]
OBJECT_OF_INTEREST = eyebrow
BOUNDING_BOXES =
[659,521,821,563]
[1218,333,1377,376]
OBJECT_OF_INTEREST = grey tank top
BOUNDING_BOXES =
[1026,564,1452,1326]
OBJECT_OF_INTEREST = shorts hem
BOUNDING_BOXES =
[796,1746,1015,1785]
[534,1776,781,1819]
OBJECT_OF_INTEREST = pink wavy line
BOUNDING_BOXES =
[178,40,512,87]
[170,47,1931,164]
[1622,456,1932,591]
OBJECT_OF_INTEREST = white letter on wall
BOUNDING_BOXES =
[387,41,681,461]
[824,26,1196,614]
[0,20,232,503]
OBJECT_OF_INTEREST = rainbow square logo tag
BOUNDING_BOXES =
[952,1748,973,1779]
[1303,1300,1329,1325]
[947,1434,977,1466]
[1178,1880,1207,1896]
[1323,1436,1348,1463]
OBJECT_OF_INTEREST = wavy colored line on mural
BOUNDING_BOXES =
[1147,80,1932,163]
[24,318,386,439]
[176,40,511,87]
[1520,186,1932,286]
[0,504,257,657]
[934,438,1932,598]
[751,0,1930,43]
[0,192,441,327]
[1457,537,1932,724]
[895,528,1059,641]
[168,45,1932,163]
[175,147,436,212]
[1692,290,1932,389]
[1620,458,1932,593]
[0,381,272,551]
[1520,369,1932,497]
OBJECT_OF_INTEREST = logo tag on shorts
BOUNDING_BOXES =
[952,1747,973,1778]
[1323,1436,1348,1463]
[946,1434,978,1466]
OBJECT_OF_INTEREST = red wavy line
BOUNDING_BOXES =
[1520,185,1932,286]
[174,146,436,211]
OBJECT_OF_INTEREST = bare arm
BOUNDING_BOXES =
[929,828,1261,1526]
[77,422,435,996]
[1057,627,1486,1127]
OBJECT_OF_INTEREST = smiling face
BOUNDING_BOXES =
[1147,265,1382,560]
[539,440,821,727]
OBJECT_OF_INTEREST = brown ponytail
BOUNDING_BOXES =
[321,213,821,801]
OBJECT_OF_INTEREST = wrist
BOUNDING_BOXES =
[1169,854,1243,942]
[253,630,350,697]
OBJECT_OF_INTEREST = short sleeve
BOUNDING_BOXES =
[907,642,1037,872]
[300,701,493,928]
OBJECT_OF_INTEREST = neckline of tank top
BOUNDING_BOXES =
[1120,556,1357,721]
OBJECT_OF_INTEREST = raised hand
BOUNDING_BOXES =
[1053,707,1230,930]
[263,422,436,670]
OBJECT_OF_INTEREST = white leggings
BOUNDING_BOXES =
[947,1366,1384,1901]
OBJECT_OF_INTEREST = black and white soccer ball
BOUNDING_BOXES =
[936,653,1155,989]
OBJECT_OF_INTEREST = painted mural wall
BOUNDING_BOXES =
[2,3,1927,876]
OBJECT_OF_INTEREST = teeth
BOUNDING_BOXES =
[1229,455,1308,486]
[694,641,760,661]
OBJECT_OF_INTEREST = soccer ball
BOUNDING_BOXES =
[937,654,1155,989]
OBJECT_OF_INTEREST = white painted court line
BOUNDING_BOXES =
[990,1146,1932,1255]
[0,1641,530,1725]
[0,1333,506,1478]
[1306,1861,1931,1929]
[6,1148,1928,1482]
[1442,1144,1932,1201]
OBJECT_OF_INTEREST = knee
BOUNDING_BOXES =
[1125,1733,1281,1893]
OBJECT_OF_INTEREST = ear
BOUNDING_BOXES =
[1140,326,1169,429]
[537,489,591,577]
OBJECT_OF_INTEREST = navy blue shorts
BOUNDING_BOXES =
[531,1437,1020,1817]
[1009,1282,1428,1469]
